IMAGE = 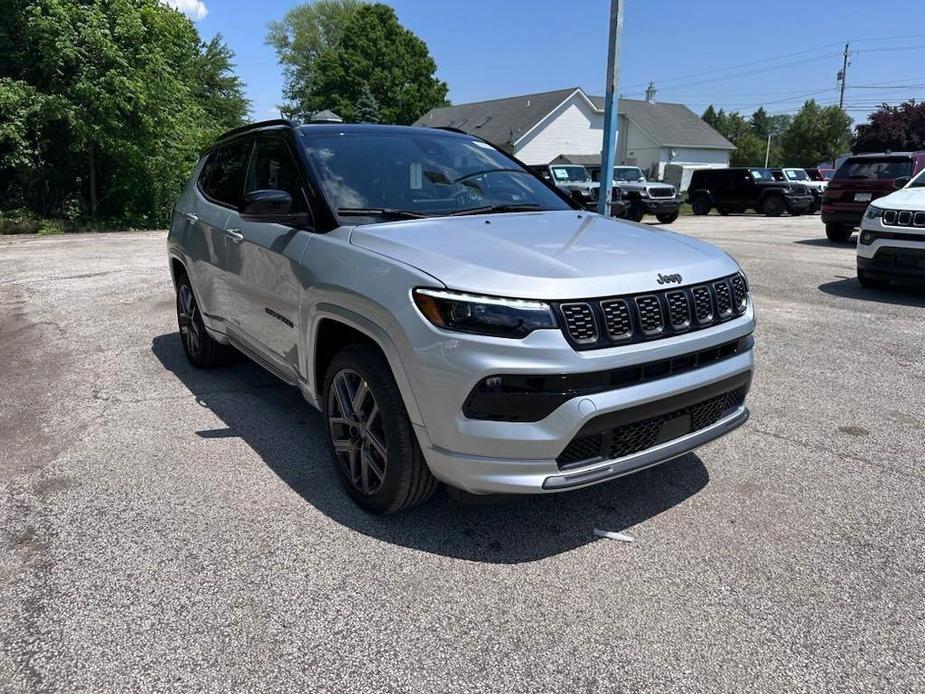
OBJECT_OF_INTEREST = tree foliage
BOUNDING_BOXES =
[268,1,448,124]
[701,101,849,168]
[853,100,925,153]
[0,0,249,227]
[354,84,382,123]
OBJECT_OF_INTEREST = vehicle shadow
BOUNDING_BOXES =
[794,237,855,247]
[152,333,710,564]
[818,277,925,307]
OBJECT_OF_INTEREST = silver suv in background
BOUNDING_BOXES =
[611,166,682,223]
[168,120,754,513]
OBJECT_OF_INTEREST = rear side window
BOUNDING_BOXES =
[244,138,306,210]
[199,139,253,206]
[835,157,913,180]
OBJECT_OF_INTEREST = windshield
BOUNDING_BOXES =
[805,169,823,181]
[749,168,775,182]
[613,167,644,182]
[303,130,571,222]
[784,169,809,181]
[821,169,834,180]
[834,157,913,180]
[550,165,591,183]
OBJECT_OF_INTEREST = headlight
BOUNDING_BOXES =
[412,289,557,338]
[639,189,650,198]
[865,205,884,220]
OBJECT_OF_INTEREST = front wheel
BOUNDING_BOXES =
[825,223,853,243]
[762,195,785,217]
[626,204,645,222]
[656,211,679,224]
[323,345,438,513]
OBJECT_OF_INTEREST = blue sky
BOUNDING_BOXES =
[184,0,925,123]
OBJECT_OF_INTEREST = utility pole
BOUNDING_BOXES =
[597,0,624,217]
[837,42,849,110]
[764,134,771,168]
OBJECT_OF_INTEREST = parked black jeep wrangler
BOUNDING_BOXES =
[687,167,814,217]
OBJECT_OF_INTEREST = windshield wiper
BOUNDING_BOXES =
[337,207,431,220]
[443,203,543,217]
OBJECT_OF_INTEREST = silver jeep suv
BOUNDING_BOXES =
[168,120,754,512]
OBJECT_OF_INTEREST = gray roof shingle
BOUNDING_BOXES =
[414,87,733,151]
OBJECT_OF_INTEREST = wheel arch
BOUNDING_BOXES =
[309,307,424,426]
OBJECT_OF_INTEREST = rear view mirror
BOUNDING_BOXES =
[893,176,910,189]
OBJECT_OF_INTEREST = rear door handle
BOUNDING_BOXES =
[184,212,198,224]
[225,228,244,244]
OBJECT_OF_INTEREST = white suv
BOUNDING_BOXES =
[857,169,925,287]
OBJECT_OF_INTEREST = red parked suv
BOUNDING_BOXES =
[821,152,925,242]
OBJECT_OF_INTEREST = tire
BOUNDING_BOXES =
[691,196,711,216]
[656,211,679,224]
[323,345,438,513]
[627,204,645,222]
[825,223,853,243]
[176,274,233,368]
[791,208,804,216]
[858,270,889,289]
[717,207,731,216]
[761,195,785,217]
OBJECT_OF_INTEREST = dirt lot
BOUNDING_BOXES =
[1,215,923,693]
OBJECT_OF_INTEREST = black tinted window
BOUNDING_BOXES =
[245,138,306,210]
[200,140,252,206]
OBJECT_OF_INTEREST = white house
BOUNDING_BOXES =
[414,86,734,180]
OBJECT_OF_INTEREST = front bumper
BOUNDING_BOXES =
[785,195,814,212]
[821,205,864,226]
[857,216,925,279]
[400,303,755,494]
[638,197,682,214]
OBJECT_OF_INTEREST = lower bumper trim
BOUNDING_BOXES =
[542,406,749,490]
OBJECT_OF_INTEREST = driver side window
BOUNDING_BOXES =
[245,138,308,212]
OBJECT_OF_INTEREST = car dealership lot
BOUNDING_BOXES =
[1,216,923,693]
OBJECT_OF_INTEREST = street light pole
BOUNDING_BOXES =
[597,0,624,217]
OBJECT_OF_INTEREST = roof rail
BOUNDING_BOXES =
[214,118,300,143]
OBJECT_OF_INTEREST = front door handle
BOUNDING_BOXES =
[225,228,244,244]
[184,212,198,224]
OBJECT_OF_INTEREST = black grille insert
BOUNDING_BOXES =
[601,299,633,341]
[556,379,749,469]
[666,291,691,330]
[635,295,664,335]
[559,303,597,343]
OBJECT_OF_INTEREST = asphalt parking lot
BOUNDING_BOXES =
[1,215,923,693]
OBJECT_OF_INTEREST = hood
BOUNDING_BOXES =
[349,211,737,300]
[870,187,925,210]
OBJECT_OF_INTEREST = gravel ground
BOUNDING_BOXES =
[1,215,923,693]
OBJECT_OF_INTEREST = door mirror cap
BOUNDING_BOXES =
[893,176,910,189]
[239,189,294,220]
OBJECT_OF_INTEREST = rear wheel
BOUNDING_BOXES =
[176,275,232,368]
[762,195,785,217]
[717,206,731,216]
[323,345,438,513]
[858,270,889,288]
[656,211,679,224]
[825,223,853,243]
[691,196,711,216]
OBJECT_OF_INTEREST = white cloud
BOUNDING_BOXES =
[164,0,208,21]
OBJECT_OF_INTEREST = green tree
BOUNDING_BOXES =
[0,0,249,226]
[275,3,448,125]
[730,132,769,167]
[354,83,382,123]
[749,107,770,138]
[266,0,364,120]
[781,100,852,167]
[701,105,719,129]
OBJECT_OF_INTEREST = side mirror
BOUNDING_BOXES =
[893,176,910,189]
[240,189,294,221]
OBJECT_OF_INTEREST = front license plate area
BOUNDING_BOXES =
[854,192,872,202]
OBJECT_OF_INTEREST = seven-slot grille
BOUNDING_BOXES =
[555,273,748,350]
[882,209,925,227]
[648,186,675,198]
